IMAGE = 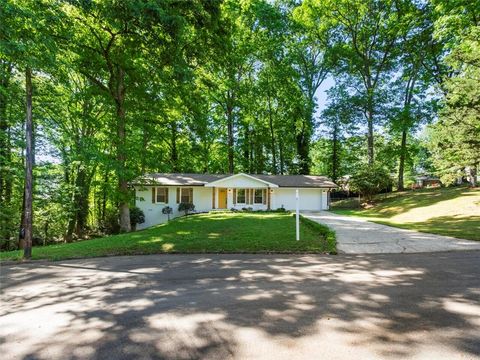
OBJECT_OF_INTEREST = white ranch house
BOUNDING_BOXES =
[133,173,337,230]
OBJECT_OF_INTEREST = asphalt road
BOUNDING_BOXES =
[1,252,480,360]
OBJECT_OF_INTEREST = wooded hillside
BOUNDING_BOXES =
[1,0,478,256]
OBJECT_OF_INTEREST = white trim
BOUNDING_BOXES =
[204,173,279,188]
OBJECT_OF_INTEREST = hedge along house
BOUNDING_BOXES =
[133,173,338,230]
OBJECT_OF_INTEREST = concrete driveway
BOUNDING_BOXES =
[302,211,480,254]
[1,253,479,360]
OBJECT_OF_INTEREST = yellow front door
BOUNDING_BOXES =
[218,188,227,209]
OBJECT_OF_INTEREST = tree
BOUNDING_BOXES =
[66,0,221,231]
[350,164,393,201]
[427,0,480,186]
[1,0,61,257]
[390,4,436,190]
[319,85,361,181]
[297,0,407,165]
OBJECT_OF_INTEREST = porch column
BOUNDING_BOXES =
[267,186,271,210]
[212,187,216,209]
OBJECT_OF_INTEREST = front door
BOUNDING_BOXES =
[218,188,227,209]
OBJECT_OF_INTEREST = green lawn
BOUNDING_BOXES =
[0,212,336,261]
[331,186,480,241]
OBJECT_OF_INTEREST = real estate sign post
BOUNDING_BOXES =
[296,189,300,241]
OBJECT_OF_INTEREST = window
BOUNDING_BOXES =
[254,189,263,204]
[236,189,246,204]
[156,187,168,203]
[180,188,193,203]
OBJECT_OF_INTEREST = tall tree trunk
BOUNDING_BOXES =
[115,68,130,233]
[170,122,179,172]
[397,128,407,191]
[267,89,277,174]
[243,126,250,172]
[23,67,34,259]
[101,169,108,223]
[296,129,310,175]
[74,167,89,238]
[226,102,234,173]
[332,122,339,182]
[366,93,375,165]
[279,138,285,175]
[0,62,12,202]
[397,77,416,191]
[363,79,375,165]
[0,62,12,242]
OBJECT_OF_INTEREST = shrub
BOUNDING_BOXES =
[162,206,173,221]
[298,214,337,254]
[102,210,120,235]
[349,164,393,202]
[129,207,145,231]
[178,202,195,215]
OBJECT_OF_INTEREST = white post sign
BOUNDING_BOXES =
[296,188,300,241]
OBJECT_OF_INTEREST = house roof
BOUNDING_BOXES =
[134,173,338,188]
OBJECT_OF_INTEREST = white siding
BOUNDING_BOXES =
[135,186,211,230]
[136,184,330,230]
[207,174,270,188]
[193,187,213,212]
[272,188,328,211]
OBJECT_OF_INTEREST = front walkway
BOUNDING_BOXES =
[302,211,480,254]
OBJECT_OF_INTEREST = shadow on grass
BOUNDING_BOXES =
[383,215,480,241]
[1,252,479,359]
[332,187,478,218]
[0,212,334,261]
[365,187,477,218]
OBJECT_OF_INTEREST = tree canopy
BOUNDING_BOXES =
[0,0,477,256]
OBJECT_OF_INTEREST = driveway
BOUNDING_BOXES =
[1,253,479,360]
[302,211,480,254]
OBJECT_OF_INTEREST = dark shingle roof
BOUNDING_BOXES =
[254,174,337,188]
[133,173,337,188]
[134,173,229,186]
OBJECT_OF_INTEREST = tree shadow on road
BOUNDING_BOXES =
[1,252,479,359]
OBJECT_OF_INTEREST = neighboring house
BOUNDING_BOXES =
[415,175,441,188]
[133,173,337,230]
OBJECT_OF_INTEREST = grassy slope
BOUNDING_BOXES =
[331,186,480,241]
[0,212,336,261]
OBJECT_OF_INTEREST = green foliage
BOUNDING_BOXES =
[129,207,145,229]
[331,186,480,241]
[0,0,474,257]
[349,164,393,201]
[0,212,336,261]
[162,206,173,215]
[427,3,480,185]
[178,202,195,215]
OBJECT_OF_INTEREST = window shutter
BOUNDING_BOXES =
[176,188,180,203]
[165,188,169,203]
[233,189,236,204]
[189,188,193,203]
[263,189,267,205]
[152,188,156,203]
[251,189,254,204]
